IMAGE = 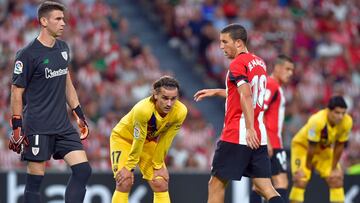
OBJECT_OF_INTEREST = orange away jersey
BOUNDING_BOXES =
[221,52,267,145]
[111,96,187,170]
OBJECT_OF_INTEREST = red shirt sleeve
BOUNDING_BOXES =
[229,60,248,87]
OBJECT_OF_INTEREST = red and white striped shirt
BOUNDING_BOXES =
[264,77,285,149]
[220,53,267,145]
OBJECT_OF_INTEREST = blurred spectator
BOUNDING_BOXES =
[144,0,360,173]
[0,0,214,172]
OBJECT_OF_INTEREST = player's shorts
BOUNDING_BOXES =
[291,142,340,181]
[110,133,165,180]
[270,149,288,176]
[211,140,271,181]
[21,132,83,162]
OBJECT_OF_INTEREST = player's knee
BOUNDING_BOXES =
[273,174,289,188]
[116,178,133,192]
[150,178,168,192]
[252,185,263,196]
[27,162,46,176]
[326,176,343,188]
[292,177,307,188]
[71,162,92,182]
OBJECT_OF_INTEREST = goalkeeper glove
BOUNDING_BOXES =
[8,115,29,154]
[72,105,89,140]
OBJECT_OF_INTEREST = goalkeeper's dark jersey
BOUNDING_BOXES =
[12,39,76,135]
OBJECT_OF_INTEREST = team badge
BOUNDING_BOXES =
[165,122,172,128]
[175,124,181,130]
[61,51,68,61]
[308,128,316,138]
[32,147,39,156]
[14,61,23,74]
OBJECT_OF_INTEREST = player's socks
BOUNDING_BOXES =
[154,191,170,203]
[24,174,44,203]
[250,190,262,203]
[65,162,92,203]
[112,191,129,203]
[276,188,288,203]
[289,187,304,202]
[268,195,284,203]
[330,188,345,202]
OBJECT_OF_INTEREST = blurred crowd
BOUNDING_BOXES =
[0,0,359,174]
[145,0,360,173]
[0,0,215,172]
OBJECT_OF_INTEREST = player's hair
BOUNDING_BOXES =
[38,1,65,22]
[221,24,247,44]
[328,96,347,110]
[152,76,179,93]
[275,54,294,65]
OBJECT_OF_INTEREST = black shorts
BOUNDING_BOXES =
[211,141,271,181]
[270,149,288,176]
[21,132,84,162]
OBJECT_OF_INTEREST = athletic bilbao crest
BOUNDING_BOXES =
[61,51,68,61]
[32,147,39,156]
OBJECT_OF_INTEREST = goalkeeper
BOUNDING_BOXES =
[110,76,187,203]
[9,1,91,203]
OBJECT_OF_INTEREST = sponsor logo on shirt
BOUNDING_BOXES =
[14,61,23,74]
[45,67,68,79]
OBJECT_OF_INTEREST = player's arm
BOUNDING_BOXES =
[305,118,324,171]
[152,108,187,169]
[124,108,148,171]
[194,88,226,102]
[8,85,29,153]
[332,141,345,170]
[332,116,352,170]
[66,73,89,139]
[65,73,80,109]
[9,51,33,153]
[11,85,24,117]
[264,85,278,156]
[305,141,317,170]
[237,83,259,149]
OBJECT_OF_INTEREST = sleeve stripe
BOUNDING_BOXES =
[229,71,248,86]
[237,80,247,87]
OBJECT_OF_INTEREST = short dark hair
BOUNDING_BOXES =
[220,24,247,44]
[275,54,294,65]
[153,76,180,92]
[38,1,65,22]
[328,96,347,110]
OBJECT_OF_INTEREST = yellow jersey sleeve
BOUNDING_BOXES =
[124,101,152,171]
[337,114,353,142]
[307,114,326,143]
[152,102,188,169]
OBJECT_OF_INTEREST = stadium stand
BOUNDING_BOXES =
[0,0,215,172]
[142,0,360,171]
